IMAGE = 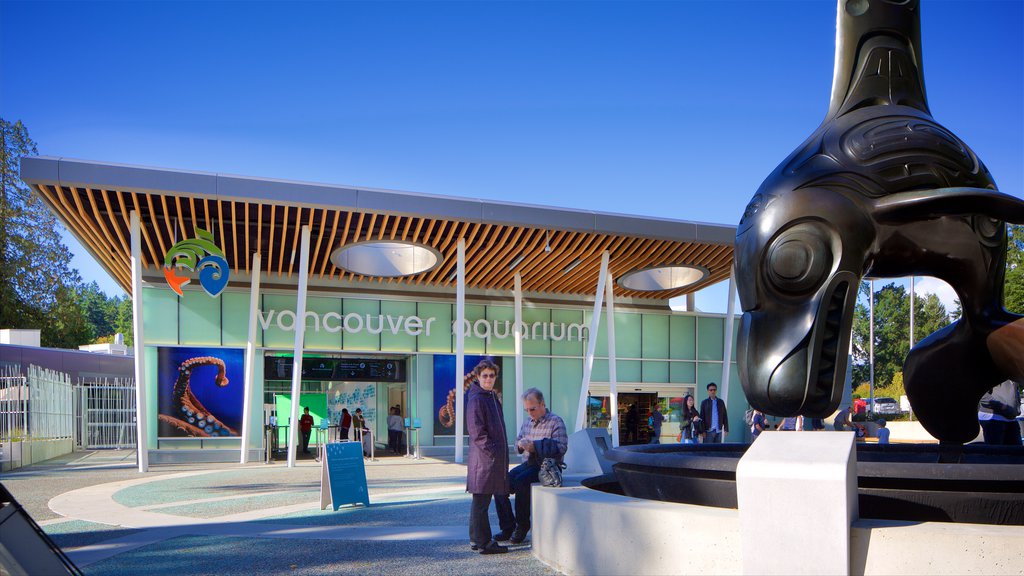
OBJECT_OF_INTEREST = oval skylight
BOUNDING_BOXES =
[618,265,707,292]
[331,241,441,277]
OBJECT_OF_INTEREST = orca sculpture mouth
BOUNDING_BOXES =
[806,275,856,415]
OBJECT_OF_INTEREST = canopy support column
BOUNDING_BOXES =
[241,252,261,464]
[130,211,149,473]
[576,251,609,432]
[455,238,466,464]
[514,272,524,437]
[286,226,311,468]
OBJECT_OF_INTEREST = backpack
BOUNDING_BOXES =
[744,408,755,426]
[539,458,566,488]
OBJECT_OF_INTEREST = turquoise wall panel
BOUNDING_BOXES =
[501,357,517,442]
[221,292,251,347]
[642,315,670,359]
[342,298,381,351]
[670,361,696,384]
[583,310,609,357]
[697,316,724,360]
[669,315,696,360]
[262,294,298,348]
[724,362,746,442]
[521,307,551,356]
[145,346,158,449]
[618,360,641,382]
[642,361,669,383]
[485,306,515,355]
[460,304,487,355]
[249,354,265,449]
[416,354,435,442]
[591,359,608,382]
[614,312,642,358]
[179,289,221,346]
[417,303,451,353]
[380,300,418,352]
[304,296,342,350]
[550,309,584,357]
[523,358,551,414]
[551,358,582,432]
[143,289,179,344]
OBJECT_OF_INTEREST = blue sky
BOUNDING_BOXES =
[2,0,1021,312]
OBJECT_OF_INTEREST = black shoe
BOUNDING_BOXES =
[509,529,529,545]
[470,543,480,551]
[493,530,513,542]
[479,541,508,555]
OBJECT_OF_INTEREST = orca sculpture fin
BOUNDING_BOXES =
[874,187,1024,224]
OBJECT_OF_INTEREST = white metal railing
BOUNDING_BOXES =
[0,365,74,442]
[77,378,137,449]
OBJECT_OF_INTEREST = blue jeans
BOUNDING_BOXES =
[650,428,662,444]
[704,430,723,443]
[496,462,541,533]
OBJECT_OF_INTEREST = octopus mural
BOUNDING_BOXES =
[157,348,244,438]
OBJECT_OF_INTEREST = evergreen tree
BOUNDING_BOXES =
[851,282,952,389]
[1,118,91,347]
[1004,224,1023,315]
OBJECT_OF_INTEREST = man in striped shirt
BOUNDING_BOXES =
[494,387,568,545]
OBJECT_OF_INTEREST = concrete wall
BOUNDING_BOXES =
[0,439,74,472]
[533,486,1024,576]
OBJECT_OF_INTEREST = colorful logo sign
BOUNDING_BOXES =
[163,229,229,297]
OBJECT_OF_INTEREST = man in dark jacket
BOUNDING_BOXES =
[465,360,510,555]
[699,382,729,443]
[494,387,568,545]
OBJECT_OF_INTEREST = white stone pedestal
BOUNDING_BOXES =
[736,431,857,575]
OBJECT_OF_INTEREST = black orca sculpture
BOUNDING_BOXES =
[734,0,1024,443]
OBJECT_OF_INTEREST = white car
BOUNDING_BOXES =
[872,397,901,416]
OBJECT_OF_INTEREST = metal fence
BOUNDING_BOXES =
[0,365,74,442]
[76,378,136,449]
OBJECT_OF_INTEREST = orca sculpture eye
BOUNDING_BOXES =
[765,223,832,294]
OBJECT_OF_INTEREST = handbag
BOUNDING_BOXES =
[692,418,705,436]
[539,457,566,487]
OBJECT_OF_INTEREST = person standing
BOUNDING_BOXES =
[339,408,351,441]
[699,382,728,443]
[298,407,314,455]
[875,419,890,444]
[387,407,404,454]
[677,395,701,444]
[465,360,510,555]
[979,380,1023,446]
[832,406,852,432]
[649,404,665,444]
[750,409,768,440]
[494,387,568,546]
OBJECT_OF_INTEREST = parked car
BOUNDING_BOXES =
[872,397,901,416]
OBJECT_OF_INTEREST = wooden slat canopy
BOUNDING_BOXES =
[22,157,736,301]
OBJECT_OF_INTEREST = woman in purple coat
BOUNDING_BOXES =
[466,359,510,554]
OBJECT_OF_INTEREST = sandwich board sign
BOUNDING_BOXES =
[320,441,369,510]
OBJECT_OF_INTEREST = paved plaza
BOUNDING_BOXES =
[2,450,561,575]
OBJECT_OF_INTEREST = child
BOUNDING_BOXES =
[876,419,890,445]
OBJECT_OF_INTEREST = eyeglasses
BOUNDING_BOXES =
[479,373,497,379]
[708,388,717,392]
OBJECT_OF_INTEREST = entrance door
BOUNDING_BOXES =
[618,392,659,445]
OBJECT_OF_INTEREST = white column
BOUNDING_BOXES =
[720,270,737,406]
[869,279,875,411]
[514,272,524,437]
[604,269,619,447]
[286,226,312,468]
[909,276,916,348]
[455,238,467,464]
[129,211,149,472]
[576,251,609,432]
[240,253,261,464]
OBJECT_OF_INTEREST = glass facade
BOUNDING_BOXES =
[141,286,745,451]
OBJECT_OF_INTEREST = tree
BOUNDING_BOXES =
[113,296,134,346]
[1,118,91,347]
[851,282,953,389]
[80,281,116,339]
[1005,224,1023,315]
